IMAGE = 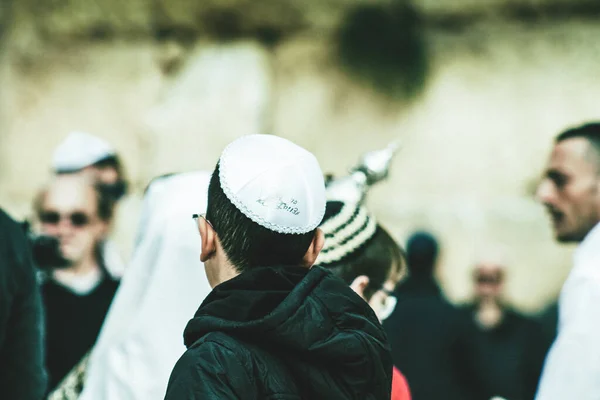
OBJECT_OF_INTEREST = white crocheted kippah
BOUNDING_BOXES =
[52,131,116,172]
[315,201,377,266]
[218,134,326,235]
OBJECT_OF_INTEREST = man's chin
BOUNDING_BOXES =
[555,231,584,244]
[59,250,79,266]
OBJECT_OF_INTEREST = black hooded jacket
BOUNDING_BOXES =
[165,265,393,399]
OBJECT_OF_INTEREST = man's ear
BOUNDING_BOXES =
[199,217,217,263]
[302,228,325,267]
[349,275,370,300]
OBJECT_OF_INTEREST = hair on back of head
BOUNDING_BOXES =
[205,162,316,273]
[93,155,123,174]
[556,123,600,164]
[323,224,404,301]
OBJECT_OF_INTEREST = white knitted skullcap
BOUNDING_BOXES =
[315,201,377,266]
[219,134,326,234]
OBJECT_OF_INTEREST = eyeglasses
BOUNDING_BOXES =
[475,275,503,285]
[39,210,91,227]
[192,213,215,233]
[379,291,397,321]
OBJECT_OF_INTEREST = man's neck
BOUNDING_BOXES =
[574,221,600,267]
[475,298,504,329]
[206,260,239,289]
[52,256,104,295]
[68,254,100,274]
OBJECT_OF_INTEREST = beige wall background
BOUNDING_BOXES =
[2,0,599,312]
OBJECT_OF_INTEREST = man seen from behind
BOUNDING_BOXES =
[165,134,393,399]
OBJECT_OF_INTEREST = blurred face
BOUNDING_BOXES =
[39,176,107,266]
[368,277,398,322]
[473,264,504,301]
[537,138,600,243]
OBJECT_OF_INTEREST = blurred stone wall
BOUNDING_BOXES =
[2,0,600,312]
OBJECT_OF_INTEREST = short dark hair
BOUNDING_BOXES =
[324,225,404,301]
[93,155,125,178]
[206,163,316,273]
[556,123,600,163]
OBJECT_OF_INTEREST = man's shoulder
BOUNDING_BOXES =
[172,333,251,380]
[166,333,260,399]
[181,331,292,379]
[188,331,248,352]
[183,332,256,368]
[0,208,28,259]
[573,233,600,282]
[0,208,18,231]
[564,262,600,290]
[0,208,34,291]
[172,332,305,399]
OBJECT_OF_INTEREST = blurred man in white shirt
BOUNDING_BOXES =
[535,122,600,400]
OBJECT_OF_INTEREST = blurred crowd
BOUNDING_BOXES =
[1,122,599,400]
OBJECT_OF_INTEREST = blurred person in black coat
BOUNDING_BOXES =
[34,174,119,391]
[459,254,547,400]
[537,301,558,356]
[383,231,475,400]
[0,208,47,399]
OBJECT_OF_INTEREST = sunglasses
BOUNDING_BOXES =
[475,275,502,285]
[39,211,91,227]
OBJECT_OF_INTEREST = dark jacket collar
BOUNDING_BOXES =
[184,265,388,350]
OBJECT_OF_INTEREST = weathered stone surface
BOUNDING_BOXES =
[0,40,270,259]
[2,0,599,47]
[272,20,600,310]
[417,0,599,14]
[2,8,600,311]
[142,41,272,178]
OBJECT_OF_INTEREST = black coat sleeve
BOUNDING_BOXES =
[165,340,256,400]
[523,318,549,400]
[0,210,47,399]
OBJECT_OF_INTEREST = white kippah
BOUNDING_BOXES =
[316,201,377,266]
[52,131,116,172]
[219,134,326,234]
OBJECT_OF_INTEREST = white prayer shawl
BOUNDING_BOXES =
[79,171,213,400]
[535,222,600,400]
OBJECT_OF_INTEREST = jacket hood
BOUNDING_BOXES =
[183,265,392,397]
